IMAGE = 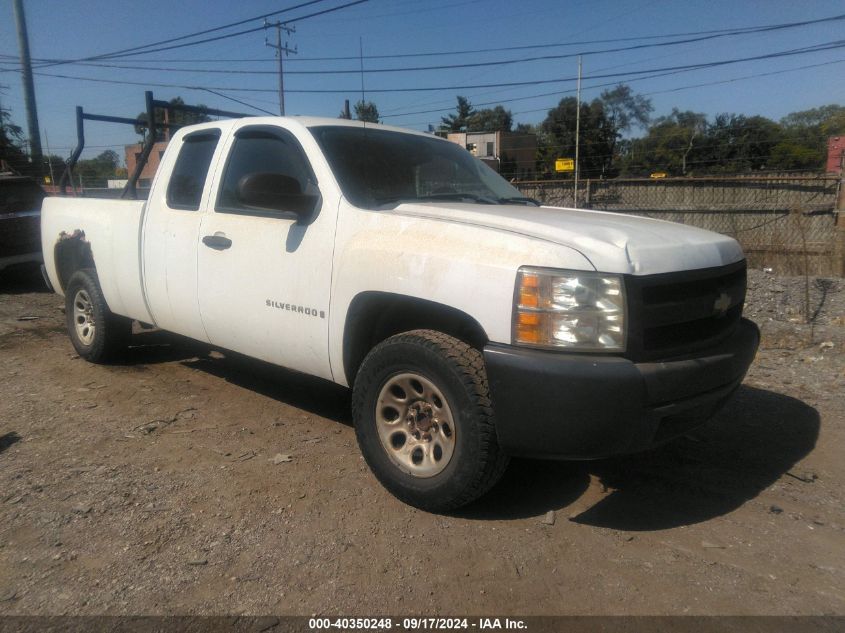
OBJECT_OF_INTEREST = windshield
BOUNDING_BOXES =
[309,125,532,209]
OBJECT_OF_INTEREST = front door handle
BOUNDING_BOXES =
[202,234,232,250]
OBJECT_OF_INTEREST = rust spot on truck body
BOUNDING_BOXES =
[54,229,93,292]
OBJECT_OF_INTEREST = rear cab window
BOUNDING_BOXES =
[166,129,221,210]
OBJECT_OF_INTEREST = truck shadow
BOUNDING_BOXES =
[0,264,49,295]
[180,350,352,426]
[115,331,820,530]
[121,329,353,424]
[459,386,819,529]
[122,329,215,365]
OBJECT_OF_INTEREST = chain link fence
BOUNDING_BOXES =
[517,175,842,277]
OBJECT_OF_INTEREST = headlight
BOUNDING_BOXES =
[513,267,626,351]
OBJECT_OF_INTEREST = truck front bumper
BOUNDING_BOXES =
[483,318,760,459]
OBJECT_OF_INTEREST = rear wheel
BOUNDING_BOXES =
[352,330,509,511]
[65,268,131,363]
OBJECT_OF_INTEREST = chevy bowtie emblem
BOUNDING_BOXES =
[713,292,731,317]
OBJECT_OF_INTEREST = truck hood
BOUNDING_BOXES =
[392,203,744,275]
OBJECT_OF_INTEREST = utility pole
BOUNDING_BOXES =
[12,0,43,175]
[265,20,297,116]
[44,129,55,185]
[573,55,582,209]
[0,90,5,140]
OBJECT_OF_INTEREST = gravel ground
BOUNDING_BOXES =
[0,264,843,616]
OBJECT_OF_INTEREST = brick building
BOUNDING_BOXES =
[124,141,168,189]
[827,136,844,173]
[446,131,537,180]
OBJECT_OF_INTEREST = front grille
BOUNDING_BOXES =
[624,260,746,361]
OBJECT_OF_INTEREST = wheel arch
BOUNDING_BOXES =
[53,230,95,293]
[342,291,489,386]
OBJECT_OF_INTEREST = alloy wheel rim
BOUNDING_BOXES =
[72,289,96,346]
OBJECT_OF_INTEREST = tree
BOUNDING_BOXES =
[0,102,28,174]
[0,104,24,147]
[780,104,845,130]
[354,100,380,123]
[539,85,652,178]
[770,104,845,171]
[767,142,823,172]
[75,150,122,187]
[621,109,707,176]
[441,96,475,132]
[702,113,781,173]
[599,85,652,135]
[540,97,617,178]
[135,96,211,142]
[597,85,652,175]
[467,105,513,132]
[820,108,845,137]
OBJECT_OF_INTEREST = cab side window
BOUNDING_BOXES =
[216,126,315,215]
[166,130,221,210]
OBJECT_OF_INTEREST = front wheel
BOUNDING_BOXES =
[65,268,131,363]
[352,330,509,511]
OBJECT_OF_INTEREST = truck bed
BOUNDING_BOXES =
[41,197,154,324]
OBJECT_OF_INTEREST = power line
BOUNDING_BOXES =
[385,58,845,126]
[2,40,725,76]
[83,0,373,61]
[9,39,845,108]
[31,0,333,69]
[638,59,845,98]
[511,58,845,117]
[6,26,837,76]
[356,39,845,96]
[8,11,845,73]
[199,88,276,116]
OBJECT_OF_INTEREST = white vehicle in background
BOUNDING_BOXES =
[41,117,759,511]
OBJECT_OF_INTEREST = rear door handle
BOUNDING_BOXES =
[202,234,232,250]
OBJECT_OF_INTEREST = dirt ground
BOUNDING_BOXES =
[0,264,843,616]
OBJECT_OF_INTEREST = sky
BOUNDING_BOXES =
[1,0,844,164]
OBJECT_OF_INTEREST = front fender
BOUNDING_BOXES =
[328,203,594,386]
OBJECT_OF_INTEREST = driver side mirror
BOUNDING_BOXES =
[236,172,320,222]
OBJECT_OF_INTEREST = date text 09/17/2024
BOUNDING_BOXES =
[307,618,528,630]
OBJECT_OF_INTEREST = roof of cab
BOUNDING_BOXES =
[173,116,435,140]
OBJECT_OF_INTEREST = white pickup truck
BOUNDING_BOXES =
[41,117,759,511]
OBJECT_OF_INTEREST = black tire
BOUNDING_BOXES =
[352,329,509,511]
[65,268,131,363]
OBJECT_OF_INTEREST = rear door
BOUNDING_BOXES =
[196,122,339,381]
[141,127,224,341]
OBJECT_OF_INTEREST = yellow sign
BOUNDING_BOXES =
[555,158,574,172]
[650,172,668,179]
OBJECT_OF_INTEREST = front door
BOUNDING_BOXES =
[196,123,338,381]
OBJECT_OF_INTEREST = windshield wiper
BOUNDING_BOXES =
[417,193,499,205]
[497,196,540,206]
[374,192,499,207]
